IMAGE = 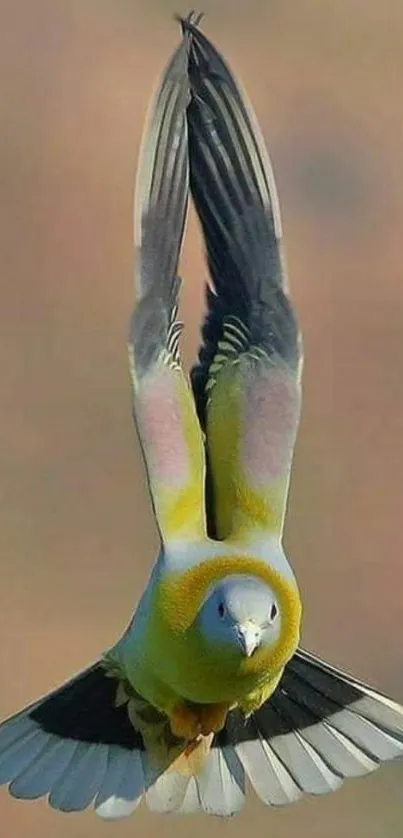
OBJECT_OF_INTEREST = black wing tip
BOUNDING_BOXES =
[134,24,190,309]
[175,10,205,34]
[180,11,236,96]
[176,11,222,90]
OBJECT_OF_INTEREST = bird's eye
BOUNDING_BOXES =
[218,602,226,619]
[270,603,278,622]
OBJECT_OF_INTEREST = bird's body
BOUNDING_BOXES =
[0,11,402,820]
[110,538,301,715]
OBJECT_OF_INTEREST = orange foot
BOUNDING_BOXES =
[169,702,229,742]
[169,703,202,742]
[199,702,228,736]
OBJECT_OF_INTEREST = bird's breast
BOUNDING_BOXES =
[134,553,301,709]
[146,620,284,705]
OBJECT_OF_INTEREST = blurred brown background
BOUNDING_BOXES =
[0,0,402,835]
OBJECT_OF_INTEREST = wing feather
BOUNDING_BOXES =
[182,19,302,540]
[130,31,206,544]
[214,649,403,807]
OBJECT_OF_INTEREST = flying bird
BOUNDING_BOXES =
[0,13,402,819]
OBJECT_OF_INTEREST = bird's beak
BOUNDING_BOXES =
[236,621,261,657]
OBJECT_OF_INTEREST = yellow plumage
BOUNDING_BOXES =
[113,553,301,727]
[1,15,403,823]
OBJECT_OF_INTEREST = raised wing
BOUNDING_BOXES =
[182,19,302,541]
[130,34,206,545]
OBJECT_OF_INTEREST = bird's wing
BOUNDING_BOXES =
[210,648,403,812]
[130,33,206,546]
[182,19,302,541]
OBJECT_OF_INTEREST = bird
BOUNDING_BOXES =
[0,12,402,820]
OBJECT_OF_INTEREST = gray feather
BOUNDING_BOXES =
[131,32,190,380]
[215,647,403,806]
[179,17,301,431]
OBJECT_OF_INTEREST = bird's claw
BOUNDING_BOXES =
[169,701,228,742]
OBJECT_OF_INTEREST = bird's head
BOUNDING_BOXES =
[197,573,282,659]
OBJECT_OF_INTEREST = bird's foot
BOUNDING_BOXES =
[199,702,228,735]
[169,703,202,741]
[169,701,229,741]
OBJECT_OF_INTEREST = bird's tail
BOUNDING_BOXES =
[0,648,403,817]
[0,656,217,817]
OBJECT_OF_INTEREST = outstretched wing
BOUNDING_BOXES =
[130,33,206,545]
[183,19,302,541]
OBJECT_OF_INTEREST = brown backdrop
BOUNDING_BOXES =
[0,1,402,835]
